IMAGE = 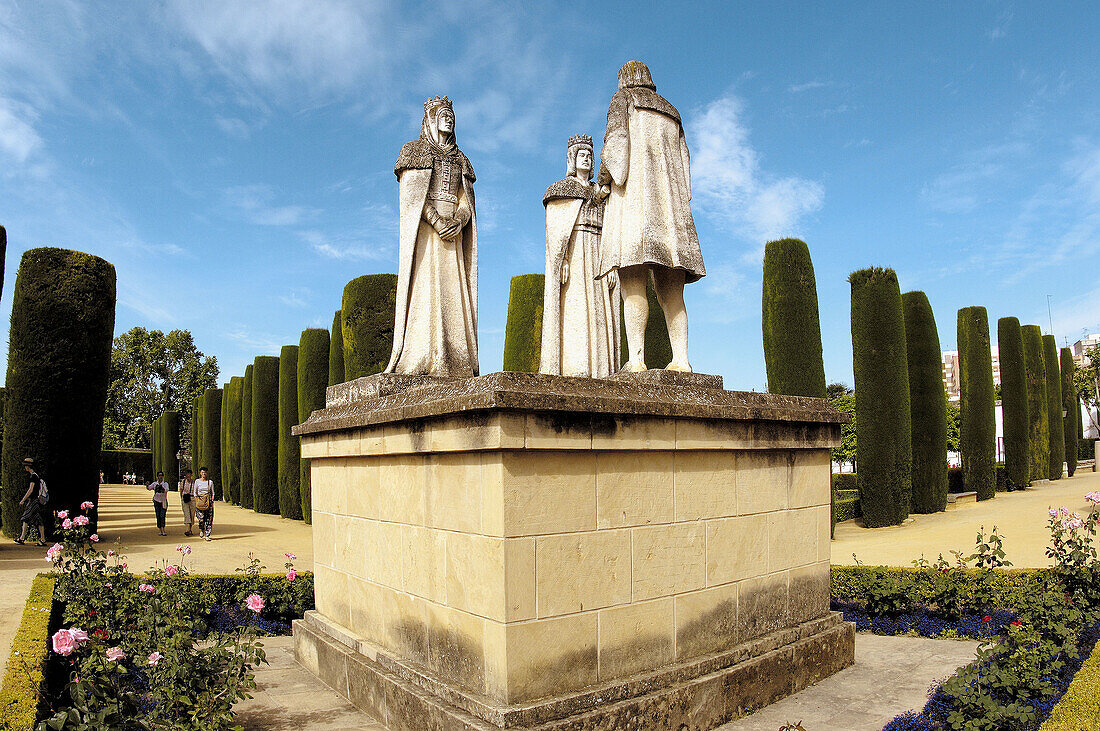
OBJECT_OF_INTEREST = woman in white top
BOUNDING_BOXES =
[193,467,216,541]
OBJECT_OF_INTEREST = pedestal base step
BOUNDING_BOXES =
[293,611,854,731]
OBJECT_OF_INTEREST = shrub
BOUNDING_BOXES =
[831,473,858,492]
[190,395,202,470]
[160,410,179,488]
[958,307,996,500]
[1043,335,1065,480]
[850,267,911,527]
[201,388,223,500]
[224,377,243,505]
[903,291,948,512]
[1022,325,1050,481]
[298,328,329,524]
[194,396,204,471]
[1061,348,1078,478]
[99,449,153,483]
[328,310,344,386]
[251,356,280,514]
[342,274,397,380]
[151,415,160,476]
[619,278,673,369]
[999,317,1031,490]
[220,381,230,500]
[1041,640,1100,729]
[1081,438,1098,462]
[240,364,254,511]
[762,238,826,398]
[277,345,302,520]
[2,248,116,535]
[834,496,861,523]
[0,575,55,731]
[502,273,545,373]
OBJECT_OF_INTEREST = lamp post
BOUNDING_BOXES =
[176,450,183,490]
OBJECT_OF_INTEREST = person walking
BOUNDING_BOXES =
[179,468,196,536]
[193,466,215,541]
[146,471,170,536]
[14,457,46,546]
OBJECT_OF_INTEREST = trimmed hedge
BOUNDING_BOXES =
[834,496,861,523]
[2,248,116,535]
[831,564,1045,611]
[762,238,826,398]
[277,345,302,520]
[947,464,1007,493]
[342,274,397,380]
[850,268,911,527]
[298,328,329,523]
[224,377,243,504]
[1043,334,1065,480]
[239,364,254,511]
[190,395,201,469]
[201,388,223,499]
[1081,438,1098,462]
[958,307,996,500]
[1022,325,1050,481]
[100,449,153,483]
[502,273,545,373]
[151,415,160,476]
[831,473,858,492]
[0,575,55,731]
[328,310,344,386]
[195,396,205,471]
[252,356,280,514]
[620,278,673,369]
[998,317,1030,490]
[161,410,180,487]
[1061,348,1078,478]
[1041,638,1100,729]
[219,383,230,499]
[903,291,948,512]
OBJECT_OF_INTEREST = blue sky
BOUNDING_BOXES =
[1,1,1099,390]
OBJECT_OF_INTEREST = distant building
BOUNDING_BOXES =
[1072,334,1100,367]
[942,349,1001,405]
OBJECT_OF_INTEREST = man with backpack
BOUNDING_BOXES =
[14,457,47,546]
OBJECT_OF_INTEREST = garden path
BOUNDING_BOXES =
[0,484,315,678]
[833,467,1100,568]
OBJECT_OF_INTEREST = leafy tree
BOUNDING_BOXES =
[826,382,852,400]
[946,401,961,453]
[102,328,219,451]
[829,392,856,471]
[1075,344,1100,435]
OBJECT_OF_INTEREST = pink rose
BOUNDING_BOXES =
[56,510,69,520]
[62,519,72,530]
[138,584,155,594]
[165,565,179,577]
[284,553,297,560]
[69,628,89,643]
[52,629,79,657]
[1086,492,1100,505]
[105,647,126,662]
[45,543,63,562]
[120,563,127,569]
[147,652,162,666]
[286,570,297,581]
[80,501,95,510]
[73,515,90,527]
[107,550,116,557]
[90,534,99,543]
[1049,508,1059,517]
[176,544,192,556]
[245,594,265,613]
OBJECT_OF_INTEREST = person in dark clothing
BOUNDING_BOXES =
[147,470,170,536]
[15,457,46,546]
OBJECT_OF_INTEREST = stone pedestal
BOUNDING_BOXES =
[292,371,853,730]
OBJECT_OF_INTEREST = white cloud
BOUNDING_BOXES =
[299,229,390,262]
[215,116,251,139]
[223,184,320,226]
[279,289,309,308]
[788,81,829,93]
[921,142,1027,214]
[688,95,824,244]
[0,96,42,164]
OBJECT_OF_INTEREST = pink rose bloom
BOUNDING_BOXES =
[176,544,192,556]
[90,534,99,543]
[1049,508,1059,517]
[165,565,179,577]
[73,516,90,527]
[56,510,69,520]
[105,647,126,662]
[62,519,72,530]
[1086,492,1100,505]
[284,552,297,560]
[80,501,95,510]
[69,627,89,643]
[245,594,265,613]
[138,584,155,594]
[286,570,297,581]
[45,543,63,562]
[52,629,79,657]
[147,652,162,666]
[120,562,127,569]
[107,550,116,557]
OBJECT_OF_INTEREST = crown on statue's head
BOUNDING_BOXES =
[424,96,453,116]
[568,134,593,148]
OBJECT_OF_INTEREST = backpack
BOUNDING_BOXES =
[37,477,49,505]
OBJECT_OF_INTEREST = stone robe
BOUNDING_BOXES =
[384,140,479,377]
[598,85,705,283]
[539,177,620,377]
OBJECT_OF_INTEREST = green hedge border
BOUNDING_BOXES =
[1041,637,1100,730]
[0,575,57,731]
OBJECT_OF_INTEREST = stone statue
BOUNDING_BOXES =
[385,96,479,377]
[597,60,705,372]
[539,135,620,377]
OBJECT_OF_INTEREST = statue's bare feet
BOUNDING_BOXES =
[666,360,692,373]
[624,359,647,373]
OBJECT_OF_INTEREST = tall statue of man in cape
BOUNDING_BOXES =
[597,60,705,372]
[384,96,479,377]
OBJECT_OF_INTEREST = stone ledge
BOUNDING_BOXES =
[295,371,844,437]
[295,610,854,730]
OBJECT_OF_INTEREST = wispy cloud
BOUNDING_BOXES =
[0,96,42,164]
[225,327,284,355]
[223,184,320,226]
[279,288,310,308]
[988,10,1012,40]
[215,116,251,139]
[921,142,1026,214]
[788,80,829,93]
[299,229,390,262]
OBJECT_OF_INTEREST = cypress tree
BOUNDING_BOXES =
[762,238,827,398]
[2,248,115,534]
[503,274,545,372]
[619,279,673,369]
[189,396,200,470]
[0,225,6,300]
[1061,348,1078,477]
[278,345,302,520]
[195,398,205,470]
[1043,335,1064,480]
[252,356,280,514]
[162,411,180,488]
[1022,325,1050,481]
[902,291,947,512]
[342,274,398,380]
[329,310,345,386]
[220,383,230,501]
[958,307,996,500]
[225,377,243,504]
[997,317,1030,489]
[201,388,223,499]
[298,328,329,523]
[239,364,254,511]
[151,416,160,476]
[849,267,911,527]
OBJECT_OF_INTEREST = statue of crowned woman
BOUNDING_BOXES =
[539,135,620,377]
[385,96,479,377]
